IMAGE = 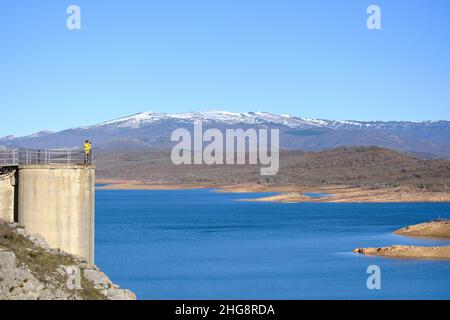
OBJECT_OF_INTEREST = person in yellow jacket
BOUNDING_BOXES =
[83,140,92,164]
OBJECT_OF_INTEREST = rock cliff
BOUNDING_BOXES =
[0,219,136,300]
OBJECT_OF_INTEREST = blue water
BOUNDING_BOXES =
[95,184,110,187]
[95,189,450,300]
[304,192,332,198]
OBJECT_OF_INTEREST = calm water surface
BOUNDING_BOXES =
[95,189,450,299]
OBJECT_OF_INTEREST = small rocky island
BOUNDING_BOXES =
[354,220,450,260]
[394,220,450,238]
[0,219,136,300]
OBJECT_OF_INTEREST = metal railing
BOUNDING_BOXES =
[0,149,18,166]
[0,148,93,166]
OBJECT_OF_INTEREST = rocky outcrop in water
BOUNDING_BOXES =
[394,220,450,238]
[353,220,450,261]
[353,245,450,260]
[0,219,136,300]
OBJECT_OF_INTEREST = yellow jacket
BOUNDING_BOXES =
[84,143,92,154]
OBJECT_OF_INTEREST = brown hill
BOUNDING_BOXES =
[95,146,450,191]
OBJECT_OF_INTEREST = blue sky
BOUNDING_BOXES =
[1,0,449,136]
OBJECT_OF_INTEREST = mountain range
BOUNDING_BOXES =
[1,111,450,158]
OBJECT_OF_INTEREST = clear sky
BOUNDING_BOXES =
[1,0,449,137]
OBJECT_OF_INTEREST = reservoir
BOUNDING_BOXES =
[95,188,450,299]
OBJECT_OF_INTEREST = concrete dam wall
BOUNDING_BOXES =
[0,164,95,264]
[0,168,17,223]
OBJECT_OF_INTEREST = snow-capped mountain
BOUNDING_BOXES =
[97,111,325,129]
[1,111,450,158]
[95,110,449,130]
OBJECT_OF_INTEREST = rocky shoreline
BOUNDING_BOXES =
[394,220,450,239]
[96,180,450,203]
[354,221,450,260]
[0,219,136,300]
[353,245,450,260]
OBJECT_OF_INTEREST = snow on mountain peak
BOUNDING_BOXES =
[90,110,450,131]
[98,112,165,128]
[96,110,322,129]
[93,110,378,129]
[26,130,55,138]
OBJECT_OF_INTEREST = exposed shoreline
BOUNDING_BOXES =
[394,220,450,239]
[353,245,450,260]
[96,179,450,203]
[96,179,209,190]
[354,221,450,260]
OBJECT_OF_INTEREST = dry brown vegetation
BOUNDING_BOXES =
[95,146,450,191]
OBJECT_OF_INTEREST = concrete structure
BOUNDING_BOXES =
[0,168,17,223]
[0,149,95,264]
[17,165,95,264]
